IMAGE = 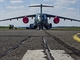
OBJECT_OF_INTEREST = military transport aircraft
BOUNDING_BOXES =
[0,4,80,29]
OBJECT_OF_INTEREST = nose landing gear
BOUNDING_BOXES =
[39,25,43,30]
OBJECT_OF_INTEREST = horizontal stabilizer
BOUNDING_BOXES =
[29,4,54,7]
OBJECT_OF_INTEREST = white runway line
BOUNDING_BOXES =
[22,50,74,60]
[51,50,74,60]
[22,50,47,60]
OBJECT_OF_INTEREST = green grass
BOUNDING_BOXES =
[0,26,26,30]
[0,26,80,31]
[0,26,9,30]
[51,27,80,31]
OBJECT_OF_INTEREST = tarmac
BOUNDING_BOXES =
[0,30,80,60]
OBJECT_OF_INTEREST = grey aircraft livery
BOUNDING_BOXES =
[0,4,80,29]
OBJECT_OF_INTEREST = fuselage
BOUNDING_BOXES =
[30,13,52,29]
[35,13,48,25]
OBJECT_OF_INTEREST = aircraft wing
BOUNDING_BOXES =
[0,14,36,22]
[46,14,80,22]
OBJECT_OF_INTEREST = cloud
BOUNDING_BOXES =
[43,0,78,10]
[10,0,23,4]
[52,0,79,13]
[44,0,53,2]
[6,6,24,10]
[67,8,76,11]
[0,0,5,2]
[1,10,5,13]
[54,0,77,6]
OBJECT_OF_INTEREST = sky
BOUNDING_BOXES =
[0,0,80,27]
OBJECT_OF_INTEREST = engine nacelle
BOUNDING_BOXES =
[23,17,29,24]
[53,16,60,24]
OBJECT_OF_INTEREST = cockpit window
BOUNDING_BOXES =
[38,15,40,20]
[36,14,40,19]
[35,14,47,20]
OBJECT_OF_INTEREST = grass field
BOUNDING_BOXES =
[0,26,80,31]
[0,26,9,30]
[0,26,26,30]
[51,27,80,31]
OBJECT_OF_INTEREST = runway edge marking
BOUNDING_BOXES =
[73,33,80,42]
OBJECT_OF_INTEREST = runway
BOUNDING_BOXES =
[0,30,80,60]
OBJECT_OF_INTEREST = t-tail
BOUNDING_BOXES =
[29,4,54,15]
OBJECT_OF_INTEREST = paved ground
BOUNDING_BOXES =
[0,30,80,60]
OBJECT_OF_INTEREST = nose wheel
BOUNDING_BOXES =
[39,25,43,30]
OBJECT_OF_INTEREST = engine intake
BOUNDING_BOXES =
[53,16,60,24]
[23,17,29,23]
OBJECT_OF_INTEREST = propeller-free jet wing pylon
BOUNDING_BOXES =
[0,4,80,29]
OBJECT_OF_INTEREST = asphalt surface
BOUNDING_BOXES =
[0,30,80,60]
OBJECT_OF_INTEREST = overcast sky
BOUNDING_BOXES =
[0,0,80,27]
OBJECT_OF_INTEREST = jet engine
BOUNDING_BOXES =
[53,16,60,24]
[23,17,29,23]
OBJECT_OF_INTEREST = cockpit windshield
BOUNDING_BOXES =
[35,14,47,20]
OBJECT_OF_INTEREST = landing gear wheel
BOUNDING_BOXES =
[39,25,43,30]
